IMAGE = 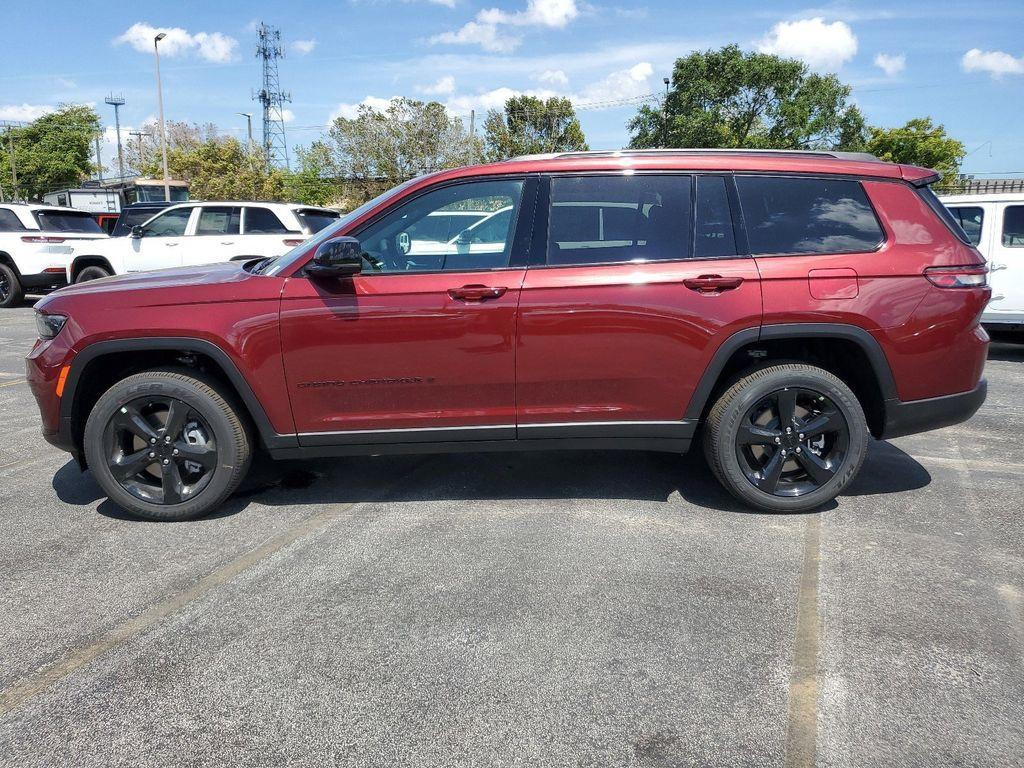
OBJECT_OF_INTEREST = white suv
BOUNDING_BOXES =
[0,203,108,308]
[942,192,1024,330]
[66,201,340,282]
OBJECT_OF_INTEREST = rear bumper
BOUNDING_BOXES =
[881,379,987,440]
[20,271,68,290]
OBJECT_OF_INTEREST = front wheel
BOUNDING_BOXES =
[703,364,868,513]
[75,265,111,283]
[84,370,251,521]
[0,263,23,308]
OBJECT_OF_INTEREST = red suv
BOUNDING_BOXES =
[26,150,990,520]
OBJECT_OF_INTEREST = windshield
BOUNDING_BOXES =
[296,209,341,233]
[33,210,103,234]
[260,177,426,277]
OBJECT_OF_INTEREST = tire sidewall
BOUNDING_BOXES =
[0,263,23,308]
[84,375,247,521]
[75,266,111,283]
[711,367,868,512]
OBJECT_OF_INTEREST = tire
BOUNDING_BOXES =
[75,265,112,283]
[83,370,251,521]
[703,364,868,513]
[0,262,23,308]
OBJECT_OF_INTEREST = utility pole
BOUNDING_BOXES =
[662,77,671,149]
[7,126,18,201]
[154,32,170,201]
[94,135,104,182]
[129,131,151,173]
[105,93,126,182]
[253,23,291,169]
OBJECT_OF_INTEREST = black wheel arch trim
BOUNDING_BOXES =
[57,337,297,457]
[683,323,899,421]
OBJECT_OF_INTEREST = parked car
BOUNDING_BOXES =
[27,149,990,520]
[941,192,1024,331]
[0,203,108,308]
[65,201,340,283]
[108,201,173,238]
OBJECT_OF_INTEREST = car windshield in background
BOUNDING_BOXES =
[33,210,103,234]
[114,208,166,235]
[295,209,341,233]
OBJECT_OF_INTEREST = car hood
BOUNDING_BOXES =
[38,260,276,311]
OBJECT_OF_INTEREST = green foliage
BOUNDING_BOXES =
[163,135,287,200]
[5,105,99,200]
[483,96,588,161]
[283,142,339,207]
[628,45,867,151]
[866,118,965,183]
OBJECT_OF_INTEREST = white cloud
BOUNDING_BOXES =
[0,103,56,121]
[420,75,457,95]
[961,48,1024,78]
[431,0,579,53]
[292,39,317,55]
[426,0,456,6]
[115,22,238,63]
[280,108,296,123]
[329,96,400,123]
[873,52,905,77]
[446,86,559,115]
[576,61,652,103]
[537,69,569,86]
[756,17,857,71]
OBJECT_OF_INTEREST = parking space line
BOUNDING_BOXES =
[0,458,432,718]
[783,514,823,768]
[0,378,26,389]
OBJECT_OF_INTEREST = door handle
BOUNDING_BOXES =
[990,263,1007,272]
[220,241,235,245]
[164,242,179,247]
[683,275,743,294]
[447,284,508,301]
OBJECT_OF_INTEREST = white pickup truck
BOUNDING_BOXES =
[65,201,340,282]
[0,203,108,308]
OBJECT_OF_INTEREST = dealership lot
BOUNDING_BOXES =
[1,303,1022,766]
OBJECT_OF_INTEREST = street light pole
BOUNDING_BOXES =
[154,32,170,202]
[238,112,253,151]
[662,76,671,149]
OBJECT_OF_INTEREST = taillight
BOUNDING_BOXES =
[283,238,305,247]
[924,265,988,289]
[21,235,66,244]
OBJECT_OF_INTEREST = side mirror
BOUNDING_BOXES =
[130,225,144,239]
[307,236,363,278]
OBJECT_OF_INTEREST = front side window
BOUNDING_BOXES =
[947,206,984,246]
[1002,206,1024,247]
[357,179,524,273]
[295,209,340,233]
[737,176,884,256]
[547,175,692,266]
[141,207,192,237]
[34,210,103,234]
[245,207,291,234]
[195,206,241,236]
[0,209,25,231]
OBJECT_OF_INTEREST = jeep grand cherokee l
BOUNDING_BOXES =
[26,150,990,520]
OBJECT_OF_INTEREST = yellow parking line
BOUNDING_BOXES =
[0,377,26,389]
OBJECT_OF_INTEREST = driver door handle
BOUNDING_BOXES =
[683,275,743,294]
[448,284,507,301]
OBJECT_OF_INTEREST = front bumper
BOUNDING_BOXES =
[880,379,987,440]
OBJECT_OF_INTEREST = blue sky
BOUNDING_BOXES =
[1,0,1022,176]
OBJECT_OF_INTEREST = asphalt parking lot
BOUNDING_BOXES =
[1,303,1022,767]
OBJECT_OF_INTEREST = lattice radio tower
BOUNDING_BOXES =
[253,23,291,170]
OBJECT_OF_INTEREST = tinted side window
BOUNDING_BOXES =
[34,210,103,234]
[695,176,737,258]
[947,206,984,246]
[737,176,884,256]
[1002,206,1024,247]
[195,206,241,235]
[0,209,24,231]
[295,209,340,233]
[245,207,291,234]
[547,175,692,266]
[357,179,524,273]
[141,207,192,237]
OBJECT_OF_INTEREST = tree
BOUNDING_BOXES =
[325,97,480,205]
[484,96,588,161]
[284,141,342,207]
[6,105,99,200]
[866,118,965,183]
[628,45,867,151]
[165,136,287,200]
[123,120,219,177]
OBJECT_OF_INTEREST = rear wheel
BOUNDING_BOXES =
[84,370,251,521]
[703,364,868,513]
[75,265,111,283]
[0,263,23,308]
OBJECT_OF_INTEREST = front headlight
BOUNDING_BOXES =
[36,312,67,340]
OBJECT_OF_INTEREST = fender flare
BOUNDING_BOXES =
[69,254,115,281]
[683,323,898,421]
[58,337,297,451]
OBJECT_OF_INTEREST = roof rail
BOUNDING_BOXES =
[510,148,882,163]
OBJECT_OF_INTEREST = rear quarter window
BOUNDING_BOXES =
[0,209,25,231]
[946,206,984,246]
[33,210,103,234]
[736,175,884,256]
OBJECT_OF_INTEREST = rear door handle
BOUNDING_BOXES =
[448,284,508,301]
[220,241,235,245]
[683,275,743,294]
[164,242,179,247]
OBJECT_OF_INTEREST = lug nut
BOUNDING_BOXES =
[774,437,781,444]
[148,452,155,458]
[162,459,169,465]
[796,447,802,453]
[164,436,171,443]
[799,433,804,440]
[786,427,792,434]
[150,437,156,444]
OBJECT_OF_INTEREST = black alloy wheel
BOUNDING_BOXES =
[104,395,219,505]
[735,387,849,497]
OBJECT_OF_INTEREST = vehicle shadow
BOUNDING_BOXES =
[52,438,931,521]
[988,341,1024,362]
